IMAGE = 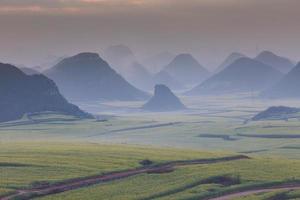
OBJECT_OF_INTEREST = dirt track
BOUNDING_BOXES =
[0,155,248,200]
[208,184,300,200]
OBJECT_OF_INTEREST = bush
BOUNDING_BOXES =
[139,159,153,166]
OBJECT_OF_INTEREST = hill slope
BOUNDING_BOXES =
[255,51,294,73]
[186,58,283,95]
[103,44,137,77]
[126,62,154,91]
[262,62,300,98]
[103,45,158,91]
[215,52,246,73]
[162,54,210,85]
[142,84,186,111]
[45,53,148,101]
[0,63,91,122]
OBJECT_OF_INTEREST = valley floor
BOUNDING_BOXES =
[1,95,300,199]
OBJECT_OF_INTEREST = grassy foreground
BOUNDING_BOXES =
[38,157,300,200]
[1,142,300,200]
[0,142,226,197]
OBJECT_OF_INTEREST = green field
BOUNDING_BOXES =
[1,95,300,199]
[233,189,300,200]
[0,142,230,197]
[38,154,300,200]
[1,142,300,200]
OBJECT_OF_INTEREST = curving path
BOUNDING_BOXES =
[208,184,300,200]
[0,155,248,200]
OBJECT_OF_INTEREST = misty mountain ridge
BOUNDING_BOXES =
[105,44,134,60]
[104,46,206,91]
[103,45,159,91]
[153,71,185,91]
[162,53,210,86]
[142,84,186,111]
[261,62,300,98]
[255,51,294,73]
[126,62,154,91]
[215,52,246,73]
[0,63,92,122]
[186,57,283,95]
[142,51,175,73]
[45,52,149,101]
[30,56,66,73]
[104,44,137,75]
[126,62,188,92]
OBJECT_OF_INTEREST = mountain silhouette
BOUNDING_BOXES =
[142,84,186,111]
[186,57,283,95]
[255,51,294,73]
[261,62,300,98]
[162,54,210,86]
[45,52,149,101]
[215,52,246,73]
[0,63,92,122]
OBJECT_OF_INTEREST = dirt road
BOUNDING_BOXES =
[208,184,300,200]
[0,155,247,200]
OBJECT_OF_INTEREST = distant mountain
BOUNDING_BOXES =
[142,84,186,111]
[0,63,92,122]
[261,62,300,98]
[252,106,300,121]
[45,52,149,101]
[162,54,210,86]
[215,52,246,73]
[105,44,134,61]
[103,44,136,74]
[125,62,188,92]
[19,67,40,75]
[143,51,175,73]
[153,71,185,91]
[126,62,154,91]
[103,45,157,91]
[104,45,185,92]
[255,51,294,73]
[186,57,283,95]
[32,56,65,73]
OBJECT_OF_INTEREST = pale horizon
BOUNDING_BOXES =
[0,0,300,69]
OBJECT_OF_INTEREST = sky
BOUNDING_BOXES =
[0,0,300,69]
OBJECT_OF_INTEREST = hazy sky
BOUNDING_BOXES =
[0,0,300,69]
